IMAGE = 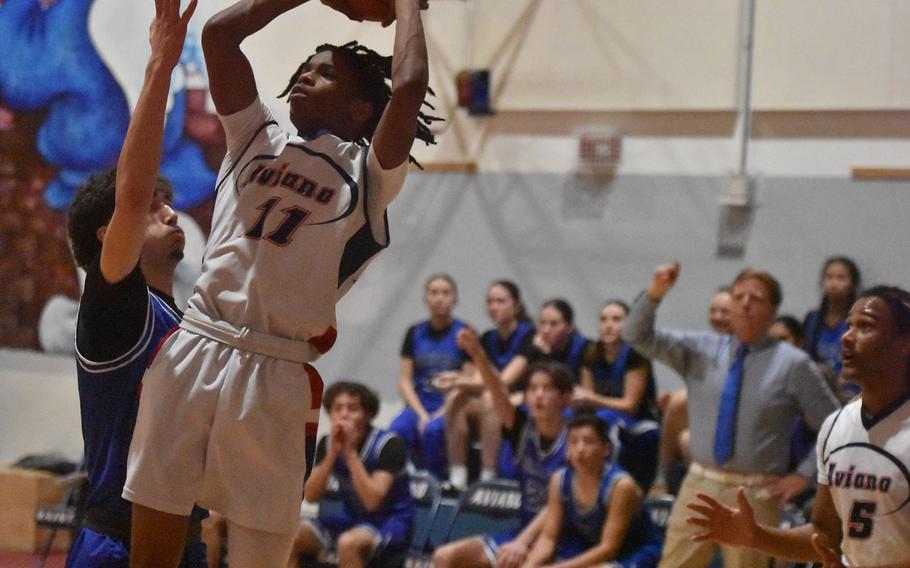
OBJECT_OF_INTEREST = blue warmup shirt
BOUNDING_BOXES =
[400,319,468,412]
[505,407,569,524]
[585,342,659,421]
[317,427,414,534]
[481,321,534,370]
[556,464,662,560]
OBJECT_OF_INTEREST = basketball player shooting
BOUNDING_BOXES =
[121,0,437,566]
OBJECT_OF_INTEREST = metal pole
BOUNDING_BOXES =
[736,0,757,176]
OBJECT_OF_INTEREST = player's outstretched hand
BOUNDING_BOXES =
[150,0,197,70]
[686,487,759,548]
[647,261,680,302]
[456,327,481,358]
[811,533,845,568]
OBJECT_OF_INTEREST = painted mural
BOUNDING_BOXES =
[0,0,224,352]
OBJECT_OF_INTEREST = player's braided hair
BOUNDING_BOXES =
[278,41,443,168]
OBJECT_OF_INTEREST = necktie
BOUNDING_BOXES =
[713,344,749,466]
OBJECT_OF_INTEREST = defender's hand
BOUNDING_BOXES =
[150,0,197,69]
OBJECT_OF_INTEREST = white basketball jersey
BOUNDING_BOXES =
[817,395,910,566]
[185,98,407,350]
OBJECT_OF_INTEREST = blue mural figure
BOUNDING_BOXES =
[0,0,215,210]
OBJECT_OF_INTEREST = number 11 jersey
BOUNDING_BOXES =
[185,98,407,353]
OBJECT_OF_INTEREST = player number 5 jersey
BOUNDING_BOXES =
[817,396,910,566]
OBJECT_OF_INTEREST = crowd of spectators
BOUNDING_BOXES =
[273,255,871,567]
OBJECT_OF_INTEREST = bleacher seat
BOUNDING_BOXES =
[642,494,674,533]
[442,479,523,543]
[407,471,441,553]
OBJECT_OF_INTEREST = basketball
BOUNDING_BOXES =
[321,0,391,22]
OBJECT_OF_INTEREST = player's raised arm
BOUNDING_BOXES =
[202,0,308,116]
[100,0,196,284]
[457,328,517,430]
[369,0,429,169]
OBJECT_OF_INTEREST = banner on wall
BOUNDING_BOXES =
[0,0,223,352]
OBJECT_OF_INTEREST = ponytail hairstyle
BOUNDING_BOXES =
[806,256,861,360]
[590,299,630,362]
[540,298,574,327]
[278,41,443,168]
[491,279,531,323]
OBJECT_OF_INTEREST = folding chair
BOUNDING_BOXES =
[34,469,88,568]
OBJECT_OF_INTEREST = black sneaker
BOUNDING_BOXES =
[440,480,463,498]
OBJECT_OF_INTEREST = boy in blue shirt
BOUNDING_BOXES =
[525,413,662,568]
[434,329,573,568]
[294,382,413,567]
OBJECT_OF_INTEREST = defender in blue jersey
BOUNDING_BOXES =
[64,2,206,566]
[525,414,662,568]
[434,330,573,568]
[295,382,413,567]
[390,275,471,478]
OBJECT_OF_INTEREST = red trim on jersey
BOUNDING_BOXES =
[305,364,324,410]
[308,326,337,354]
[148,326,180,369]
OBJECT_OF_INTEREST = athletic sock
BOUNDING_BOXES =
[449,465,468,490]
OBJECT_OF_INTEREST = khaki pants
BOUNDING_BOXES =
[657,463,783,568]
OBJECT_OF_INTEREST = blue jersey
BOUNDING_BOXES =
[508,408,568,524]
[401,320,468,412]
[481,321,534,370]
[319,428,414,533]
[521,331,589,381]
[585,343,659,421]
[803,310,847,375]
[76,289,180,515]
[556,464,662,560]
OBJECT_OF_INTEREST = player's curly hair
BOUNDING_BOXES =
[67,167,173,269]
[323,380,380,420]
[278,41,443,168]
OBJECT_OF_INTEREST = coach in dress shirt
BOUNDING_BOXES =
[623,262,840,568]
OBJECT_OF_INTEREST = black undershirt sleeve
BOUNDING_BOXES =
[375,435,407,473]
[400,325,417,358]
[76,259,150,362]
[314,436,329,465]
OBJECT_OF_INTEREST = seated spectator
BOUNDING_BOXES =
[575,299,661,489]
[523,413,662,568]
[389,274,472,479]
[433,330,573,568]
[653,287,732,495]
[802,256,861,399]
[496,298,589,479]
[292,382,413,568]
[769,314,804,347]
[500,298,590,391]
[441,280,534,490]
